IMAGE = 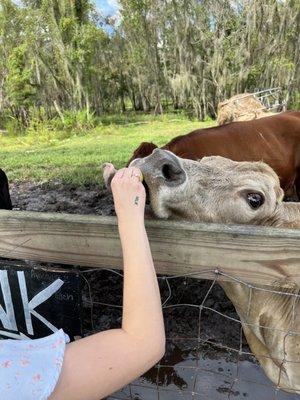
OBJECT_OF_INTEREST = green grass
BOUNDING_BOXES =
[0,113,215,185]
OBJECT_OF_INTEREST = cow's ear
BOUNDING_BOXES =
[127,142,158,166]
[0,169,12,210]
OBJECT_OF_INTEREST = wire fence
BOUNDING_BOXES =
[0,256,299,399]
[79,267,300,400]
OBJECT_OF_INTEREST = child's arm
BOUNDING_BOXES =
[50,166,165,400]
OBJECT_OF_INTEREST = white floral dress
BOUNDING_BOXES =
[0,329,69,400]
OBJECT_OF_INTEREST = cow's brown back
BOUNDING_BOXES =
[129,111,300,197]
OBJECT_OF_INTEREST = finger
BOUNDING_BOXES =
[129,167,143,182]
[123,167,140,180]
[101,162,114,172]
[103,166,117,189]
[134,173,144,182]
[102,163,116,178]
[114,168,126,179]
[129,166,141,176]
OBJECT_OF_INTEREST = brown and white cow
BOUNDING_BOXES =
[127,111,300,199]
[104,151,300,393]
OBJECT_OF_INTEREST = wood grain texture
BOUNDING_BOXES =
[0,210,299,286]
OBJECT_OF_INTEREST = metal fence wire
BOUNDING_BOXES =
[78,267,300,400]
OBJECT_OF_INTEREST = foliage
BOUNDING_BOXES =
[0,0,299,128]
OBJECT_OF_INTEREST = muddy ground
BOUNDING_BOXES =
[10,181,115,216]
[9,181,300,400]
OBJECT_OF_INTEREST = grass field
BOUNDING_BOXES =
[0,113,214,185]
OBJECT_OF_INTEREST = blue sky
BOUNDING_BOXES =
[12,0,120,18]
[95,0,119,17]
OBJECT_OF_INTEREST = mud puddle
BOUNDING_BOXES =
[108,342,299,399]
[83,270,300,400]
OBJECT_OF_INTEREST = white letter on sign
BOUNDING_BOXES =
[0,271,17,331]
[17,271,64,335]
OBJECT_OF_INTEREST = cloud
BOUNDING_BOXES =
[107,0,119,9]
[95,0,119,16]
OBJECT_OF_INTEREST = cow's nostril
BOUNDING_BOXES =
[162,164,172,180]
[162,163,184,181]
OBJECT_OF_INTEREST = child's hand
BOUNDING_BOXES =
[111,167,146,225]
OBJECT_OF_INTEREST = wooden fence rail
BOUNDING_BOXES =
[0,210,299,286]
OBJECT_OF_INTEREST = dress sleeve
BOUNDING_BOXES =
[0,329,70,400]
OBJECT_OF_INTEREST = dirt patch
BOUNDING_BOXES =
[10,181,115,216]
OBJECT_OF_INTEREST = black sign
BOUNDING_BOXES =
[0,260,82,341]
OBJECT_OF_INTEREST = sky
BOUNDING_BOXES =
[95,0,119,18]
[12,1,120,18]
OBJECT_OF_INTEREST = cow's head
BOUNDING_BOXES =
[0,169,12,210]
[130,149,284,225]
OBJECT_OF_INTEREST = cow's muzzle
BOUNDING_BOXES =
[130,149,186,187]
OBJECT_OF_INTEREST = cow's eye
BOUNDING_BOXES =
[246,192,265,209]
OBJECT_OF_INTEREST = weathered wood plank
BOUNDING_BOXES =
[0,210,299,286]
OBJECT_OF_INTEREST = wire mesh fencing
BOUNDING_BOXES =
[0,257,299,399]
[79,267,300,400]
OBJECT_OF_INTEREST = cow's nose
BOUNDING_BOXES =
[132,149,186,186]
[152,150,186,186]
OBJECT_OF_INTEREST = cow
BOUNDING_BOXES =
[104,151,300,393]
[0,169,12,210]
[127,111,300,199]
